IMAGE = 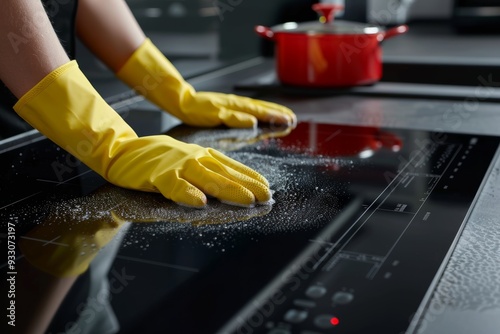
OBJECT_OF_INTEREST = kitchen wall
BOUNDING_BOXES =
[219,0,318,59]
[218,0,457,59]
[409,0,453,20]
[121,0,458,60]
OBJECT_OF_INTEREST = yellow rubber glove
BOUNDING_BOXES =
[14,61,271,208]
[116,38,296,128]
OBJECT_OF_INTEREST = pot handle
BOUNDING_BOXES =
[255,25,275,41]
[382,24,409,40]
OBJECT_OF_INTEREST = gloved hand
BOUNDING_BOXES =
[116,38,296,128]
[14,61,272,208]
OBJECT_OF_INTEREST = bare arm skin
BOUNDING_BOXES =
[0,0,143,97]
[0,0,69,98]
[76,0,146,72]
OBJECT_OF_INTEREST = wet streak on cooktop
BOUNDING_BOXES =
[0,113,499,334]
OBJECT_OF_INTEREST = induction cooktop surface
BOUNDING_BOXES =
[1,109,499,334]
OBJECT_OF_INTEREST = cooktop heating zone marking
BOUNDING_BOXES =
[309,141,464,281]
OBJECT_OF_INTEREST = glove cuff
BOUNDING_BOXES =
[115,38,195,117]
[13,60,138,180]
[14,61,76,111]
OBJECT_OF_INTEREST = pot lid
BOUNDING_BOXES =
[271,3,383,35]
[271,20,383,35]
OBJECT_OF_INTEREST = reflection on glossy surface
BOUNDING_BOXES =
[20,208,127,278]
[36,184,274,228]
[164,122,294,152]
[276,122,402,157]
[12,182,273,332]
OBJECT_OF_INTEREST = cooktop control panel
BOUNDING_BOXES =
[219,127,499,334]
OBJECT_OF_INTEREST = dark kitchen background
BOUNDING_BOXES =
[3,0,500,141]
[79,0,500,86]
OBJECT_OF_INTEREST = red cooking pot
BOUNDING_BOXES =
[255,4,408,87]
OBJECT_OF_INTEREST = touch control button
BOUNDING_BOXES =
[314,314,338,329]
[267,329,291,334]
[305,285,327,299]
[332,291,354,305]
[293,299,316,308]
[284,309,308,323]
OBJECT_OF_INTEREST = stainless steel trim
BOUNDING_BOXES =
[455,6,500,17]
[0,129,43,154]
[406,144,500,333]
[0,57,265,152]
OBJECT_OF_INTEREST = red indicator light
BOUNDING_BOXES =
[330,317,340,326]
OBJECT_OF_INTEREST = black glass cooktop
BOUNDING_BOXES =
[1,108,499,334]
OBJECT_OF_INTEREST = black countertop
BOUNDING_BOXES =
[2,102,499,334]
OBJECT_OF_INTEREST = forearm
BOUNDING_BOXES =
[76,0,146,72]
[0,0,69,98]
